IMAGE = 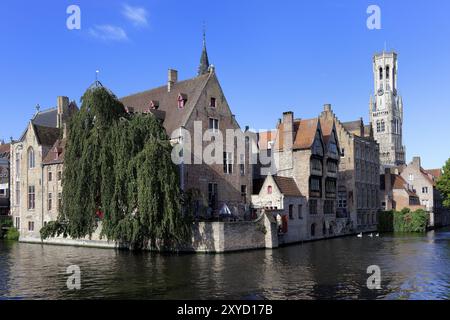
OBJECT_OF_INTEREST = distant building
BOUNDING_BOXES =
[380,168,424,212]
[369,51,406,169]
[0,142,11,215]
[399,157,450,227]
[319,105,379,232]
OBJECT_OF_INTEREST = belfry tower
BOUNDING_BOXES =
[369,51,406,169]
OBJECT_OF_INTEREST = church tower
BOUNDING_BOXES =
[369,51,405,169]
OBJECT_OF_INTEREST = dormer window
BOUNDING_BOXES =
[210,97,216,108]
[178,94,187,109]
[124,106,134,114]
[150,100,159,110]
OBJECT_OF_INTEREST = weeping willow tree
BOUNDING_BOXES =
[41,84,191,249]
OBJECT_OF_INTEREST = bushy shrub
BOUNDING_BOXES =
[378,209,428,233]
[5,227,20,241]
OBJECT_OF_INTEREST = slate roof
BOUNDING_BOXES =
[272,176,302,197]
[33,125,61,147]
[120,73,211,135]
[32,108,58,127]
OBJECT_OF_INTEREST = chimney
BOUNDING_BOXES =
[412,156,421,168]
[57,96,69,129]
[168,69,178,92]
[282,111,294,150]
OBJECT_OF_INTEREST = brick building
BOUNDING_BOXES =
[319,105,380,232]
[121,40,253,219]
[251,174,307,244]
[254,110,341,240]
[380,168,424,212]
[399,157,450,227]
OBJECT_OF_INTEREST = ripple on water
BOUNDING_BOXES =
[1,227,450,299]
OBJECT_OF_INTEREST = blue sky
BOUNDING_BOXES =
[1,0,449,169]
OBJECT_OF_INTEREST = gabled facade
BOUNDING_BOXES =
[121,44,253,219]
[320,104,380,232]
[380,168,424,212]
[10,97,77,238]
[267,110,341,239]
[251,174,307,243]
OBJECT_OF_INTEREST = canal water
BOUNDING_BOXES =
[1,228,450,300]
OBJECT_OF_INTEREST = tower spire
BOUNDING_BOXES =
[198,24,210,76]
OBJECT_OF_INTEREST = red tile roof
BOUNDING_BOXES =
[294,118,319,150]
[43,139,65,165]
[273,176,302,197]
[425,169,442,179]
[319,117,334,144]
[258,130,276,150]
[392,175,419,197]
[120,73,211,135]
[0,143,10,158]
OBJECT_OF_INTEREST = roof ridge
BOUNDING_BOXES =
[120,73,210,100]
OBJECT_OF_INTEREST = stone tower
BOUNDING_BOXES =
[369,51,405,169]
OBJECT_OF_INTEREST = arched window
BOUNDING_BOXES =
[311,223,316,237]
[381,120,385,132]
[267,185,272,194]
[379,67,383,80]
[28,147,35,169]
[393,66,396,85]
[322,222,326,235]
[376,120,381,132]
[386,66,390,79]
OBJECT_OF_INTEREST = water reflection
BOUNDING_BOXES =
[1,228,450,300]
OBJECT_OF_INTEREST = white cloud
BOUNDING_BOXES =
[122,4,148,27]
[89,25,128,41]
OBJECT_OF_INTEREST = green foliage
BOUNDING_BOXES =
[378,210,394,232]
[437,158,450,209]
[5,227,20,241]
[41,85,191,249]
[378,208,429,233]
[0,217,13,228]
